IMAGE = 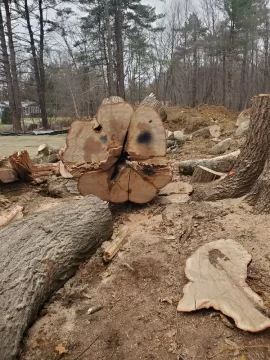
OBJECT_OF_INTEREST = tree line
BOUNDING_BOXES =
[0,0,269,130]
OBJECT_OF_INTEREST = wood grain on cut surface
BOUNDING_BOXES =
[126,105,167,160]
[178,239,270,332]
[63,120,112,164]
[96,102,133,152]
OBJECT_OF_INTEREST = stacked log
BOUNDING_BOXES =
[63,95,172,203]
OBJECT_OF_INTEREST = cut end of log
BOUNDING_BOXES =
[63,96,171,203]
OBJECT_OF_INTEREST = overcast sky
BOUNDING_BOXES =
[141,0,167,13]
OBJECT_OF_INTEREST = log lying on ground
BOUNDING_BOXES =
[0,196,113,360]
[192,166,227,183]
[178,239,270,332]
[63,95,172,203]
[32,143,59,164]
[179,150,240,175]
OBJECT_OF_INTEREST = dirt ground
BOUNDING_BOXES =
[2,105,270,360]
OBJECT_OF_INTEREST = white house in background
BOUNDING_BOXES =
[0,100,41,118]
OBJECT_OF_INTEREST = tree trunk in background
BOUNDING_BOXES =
[227,22,234,109]
[114,0,125,98]
[105,0,114,96]
[191,31,197,107]
[222,51,226,106]
[263,17,269,93]
[24,0,49,129]
[193,94,270,203]
[0,6,16,129]
[38,0,49,128]
[238,39,248,110]
[3,0,22,131]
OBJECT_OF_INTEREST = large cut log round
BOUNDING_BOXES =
[0,196,113,360]
[63,95,172,204]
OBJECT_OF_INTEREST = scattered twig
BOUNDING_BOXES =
[179,218,193,244]
[208,345,269,359]
[72,333,101,360]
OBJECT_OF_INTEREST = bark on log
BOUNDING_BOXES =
[193,94,270,201]
[246,157,270,213]
[139,93,167,121]
[192,166,227,183]
[0,196,113,360]
[179,150,240,175]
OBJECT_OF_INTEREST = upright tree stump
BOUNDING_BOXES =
[63,95,172,203]
[193,94,270,205]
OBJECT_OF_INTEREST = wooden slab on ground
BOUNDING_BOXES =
[177,239,270,332]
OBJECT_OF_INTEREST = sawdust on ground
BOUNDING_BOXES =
[3,105,269,360]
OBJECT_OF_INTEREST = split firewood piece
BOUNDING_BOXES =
[126,105,167,160]
[59,161,73,179]
[179,150,240,175]
[0,205,23,227]
[192,165,227,183]
[103,226,130,262]
[128,158,172,189]
[178,239,270,332]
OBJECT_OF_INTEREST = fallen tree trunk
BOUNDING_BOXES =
[0,196,113,360]
[179,150,240,175]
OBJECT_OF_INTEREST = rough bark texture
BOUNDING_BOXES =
[193,94,270,201]
[0,196,113,360]
[192,165,226,183]
[140,94,167,121]
[246,157,270,213]
[179,150,240,175]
